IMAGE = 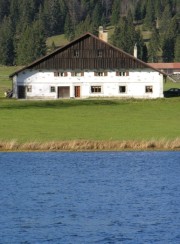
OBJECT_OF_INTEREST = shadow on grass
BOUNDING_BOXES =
[0,99,122,110]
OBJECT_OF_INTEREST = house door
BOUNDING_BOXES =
[74,86,80,98]
[58,86,70,98]
[18,86,26,99]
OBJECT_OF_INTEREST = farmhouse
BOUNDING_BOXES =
[10,31,166,99]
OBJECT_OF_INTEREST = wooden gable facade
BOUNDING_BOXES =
[10,33,156,76]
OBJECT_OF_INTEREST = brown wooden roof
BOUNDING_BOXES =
[148,63,180,69]
[10,33,166,77]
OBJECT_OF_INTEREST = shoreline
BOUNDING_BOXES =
[0,139,180,152]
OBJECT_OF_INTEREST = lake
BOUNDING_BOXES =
[0,152,180,243]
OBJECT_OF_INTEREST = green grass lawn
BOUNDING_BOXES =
[0,99,180,142]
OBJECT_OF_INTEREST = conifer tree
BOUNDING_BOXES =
[174,35,180,62]
[160,4,172,32]
[162,16,178,62]
[92,2,103,30]
[16,20,46,65]
[75,15,94,38]
[112,14,136,55]
[144,0,155,29]
[148,27,160,62]
[64,13,75,41]
[111,0,121,25]
[0,17,14,65]
[0,0,10,22]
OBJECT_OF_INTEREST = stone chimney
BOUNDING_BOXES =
[134,43,137,58]
[99,26,108,42]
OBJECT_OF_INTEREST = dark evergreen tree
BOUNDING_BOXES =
[142,44,148,62]
[74,15,94,38]
[0,17,14,65]
[134,0,142,22]
[174,35,180,62]
[162,15,179,62]
[43,0,66,37]
[111,0,121,25]
[148,27,160,62]
[144,0,155,29]
[0,0,10,22]
[64,13,75,41]
[16,20,46,65]
[160,4,172,32]
[112,14,136,55]
[9,0,20,32]
[92,2,103,30]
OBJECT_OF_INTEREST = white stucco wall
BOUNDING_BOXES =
[13,69,164,99]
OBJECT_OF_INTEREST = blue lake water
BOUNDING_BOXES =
[0,151,180,243]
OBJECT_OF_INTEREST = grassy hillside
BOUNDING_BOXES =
[0,99,180,144]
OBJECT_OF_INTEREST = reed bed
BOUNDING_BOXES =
[0,138,180,152]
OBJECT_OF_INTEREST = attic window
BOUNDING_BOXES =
[116,71,129,76]
[97,50,103,57]
[60,72,68,77]
[145,86,153,93]
[94,72,107,76]
[54,71,59,77]
[74,50,79,57]
[71,72,84,77]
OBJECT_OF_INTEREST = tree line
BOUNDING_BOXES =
[0,0,179,66]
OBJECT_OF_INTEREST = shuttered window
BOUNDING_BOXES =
[94,72,108,76]
[116,71,129,76]
[91,86,101,93]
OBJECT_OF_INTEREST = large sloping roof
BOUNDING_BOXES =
[148,63,180,69]
[10,32,167,77]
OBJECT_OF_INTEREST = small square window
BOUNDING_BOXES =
[50,86,56,92]
[119,86,126,93]
[27,86,32,92]
[116,71,129,76]
[145,86,153,93]
[60,72,68,77]
[74,50,79,57]
[54,72,59,77]
[97,50,103,57]
[94,72,107,76]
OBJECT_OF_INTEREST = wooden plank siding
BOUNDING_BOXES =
[27,35,145,70]
[10,33,164,78]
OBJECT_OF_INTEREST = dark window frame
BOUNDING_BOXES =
[91,86,102,93]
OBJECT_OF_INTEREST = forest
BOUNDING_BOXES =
[0,0,179,66]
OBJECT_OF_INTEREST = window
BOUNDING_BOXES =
[54,72,67,77]
[54,71,59,77]
[94,72,107,76]
[119,86,126,93]
[50,86,56,92]
[27,86,32,92]
[74,50,79,57]
[116,71,129,76]
[60,72,67,77]
[71,72,84,77]
[91,86,101,93]
[145,86,153,93]
[97,50,103,57]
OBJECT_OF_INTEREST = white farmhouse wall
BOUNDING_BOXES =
[13,69,164,99]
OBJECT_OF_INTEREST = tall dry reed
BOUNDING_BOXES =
[0,138,180,151]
